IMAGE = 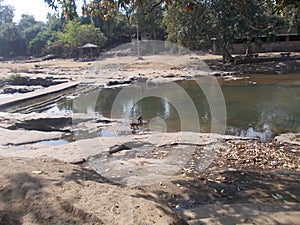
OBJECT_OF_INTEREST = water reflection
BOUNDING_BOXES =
[51,78,300,140]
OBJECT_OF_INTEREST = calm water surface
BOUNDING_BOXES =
[48,75,300,140]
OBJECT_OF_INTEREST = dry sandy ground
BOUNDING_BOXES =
[0,157,187,225]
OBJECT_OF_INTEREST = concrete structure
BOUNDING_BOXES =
[0,81,80,110]
[212,27,300,54]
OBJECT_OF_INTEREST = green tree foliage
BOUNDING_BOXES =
[133,0,165,40]
[163,0,283,61]
[1,0,298,59]
[275,0,300,10]
[0,1,62,58]
[0,1,19,57]
[83,0,139,40]
[28,31,51,56]
[0,23,23,57]
[17,15,49,56]
[44,14,64,55]
[47,13,64,32]
[163,1,211,50]
[44,0,78,20]
[208,0,282,61]
[86,14,130,47]
[57,20,107,55]
[43,0,294,62]
[61,0,78,20]
[0,0,14,25]
[272,0,300,32]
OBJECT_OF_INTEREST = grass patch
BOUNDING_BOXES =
[7,73,26,85]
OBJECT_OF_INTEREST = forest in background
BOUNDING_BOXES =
[0,0,299,61]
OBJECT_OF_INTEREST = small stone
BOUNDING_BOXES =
[271,161,277,166]
[272,193,283,200]
[32,170,42,174]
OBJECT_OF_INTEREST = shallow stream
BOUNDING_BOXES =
[45,73,300,140]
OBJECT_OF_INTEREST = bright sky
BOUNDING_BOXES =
[3,0,56,22]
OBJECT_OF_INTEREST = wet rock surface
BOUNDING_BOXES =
[0,112,72,132]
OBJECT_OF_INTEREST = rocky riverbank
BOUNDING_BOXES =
[0,132,299,224]
[0,109,299,224]
[0,52,299,224]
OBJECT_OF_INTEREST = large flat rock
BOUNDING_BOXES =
[0,128,63,146]
[0,81,80,109]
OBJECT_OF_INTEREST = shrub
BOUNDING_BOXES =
[7,73,26,85]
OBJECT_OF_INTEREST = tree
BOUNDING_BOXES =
[272,0,300,32]
[0,23,24,57]
[0,1,14,25]
[44,0,78,20]
[163,1,211,50]
[27,30,51,56]
[133,0,165,40]
[17,15,48,55]
[210,0,283,61]
[57,20,107,56]
[163,0,282,62]
[83,0,139,40]
[83,13,130,47]
[61,0,78,20]
[0,1,19,57]
[43,0,298,61]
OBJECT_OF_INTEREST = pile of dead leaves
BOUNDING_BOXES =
[222,140,299,170]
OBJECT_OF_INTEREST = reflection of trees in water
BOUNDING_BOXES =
[57,99,73,111]
[224,85,300,138]
[58,88,121,115]
[130,96,181,132]
[95,89,120,117]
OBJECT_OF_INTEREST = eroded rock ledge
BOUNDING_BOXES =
[0,111,298,185]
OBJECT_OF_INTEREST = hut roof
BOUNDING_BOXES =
[79,43,98,48]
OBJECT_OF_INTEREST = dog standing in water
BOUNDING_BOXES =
[130,115,143,131]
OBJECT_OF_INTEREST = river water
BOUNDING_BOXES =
[45,73,300,140]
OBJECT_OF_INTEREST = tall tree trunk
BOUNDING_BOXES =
[125,11,133,41]
[245,36,252,56]
[222,44,233,63]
